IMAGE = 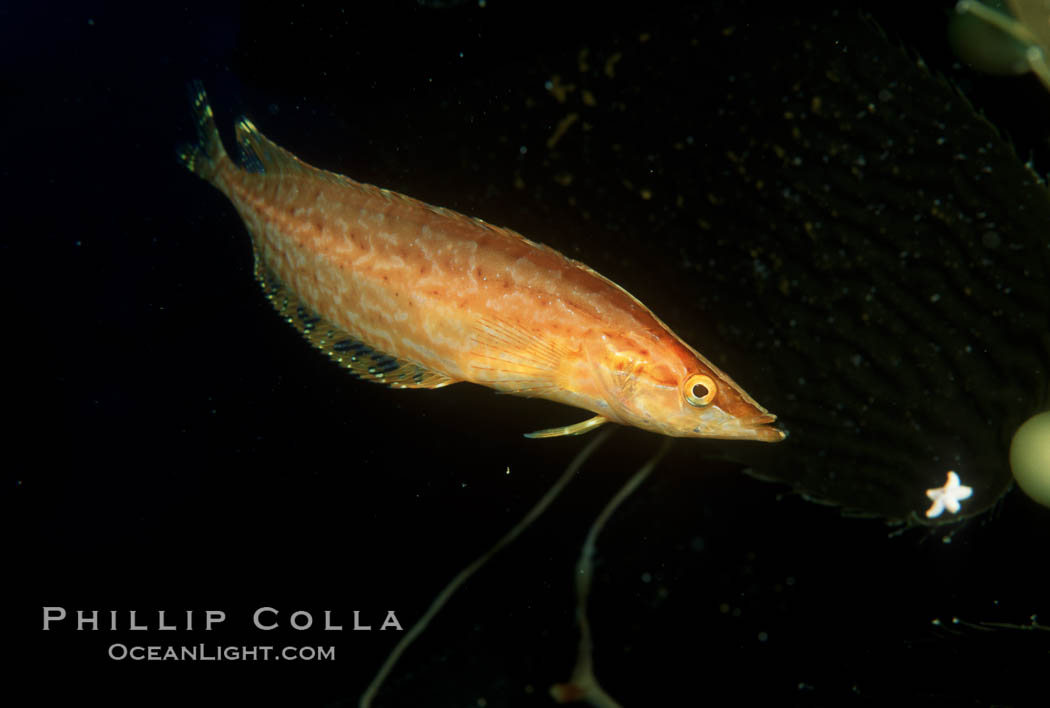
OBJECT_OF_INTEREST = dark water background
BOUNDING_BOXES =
[7,2,1048,706]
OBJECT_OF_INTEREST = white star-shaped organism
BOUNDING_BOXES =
[925,471,974,518]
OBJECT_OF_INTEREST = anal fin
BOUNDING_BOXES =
[256,259,456,390]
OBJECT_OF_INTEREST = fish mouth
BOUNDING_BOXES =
[690,413,787,442]
[741,413,787,442]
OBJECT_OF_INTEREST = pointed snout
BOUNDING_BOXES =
[743,413,787,442]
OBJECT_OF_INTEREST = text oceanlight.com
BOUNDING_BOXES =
[107,644,335,661]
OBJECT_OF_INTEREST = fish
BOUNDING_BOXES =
[178,82,785,442]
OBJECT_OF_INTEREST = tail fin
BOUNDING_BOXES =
[176,81,229,183]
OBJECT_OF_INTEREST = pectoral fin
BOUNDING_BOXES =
[524,415,609,439]
[470,314,574,397]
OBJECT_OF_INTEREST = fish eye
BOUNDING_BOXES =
[684,373,717,407]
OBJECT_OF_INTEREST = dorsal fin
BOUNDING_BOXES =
[255,259,456,390]
[234,117,352,186]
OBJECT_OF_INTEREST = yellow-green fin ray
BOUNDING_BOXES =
[176,81,228,182]
[256,260,455,390]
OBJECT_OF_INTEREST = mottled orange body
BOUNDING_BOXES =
[180,84,784,441]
